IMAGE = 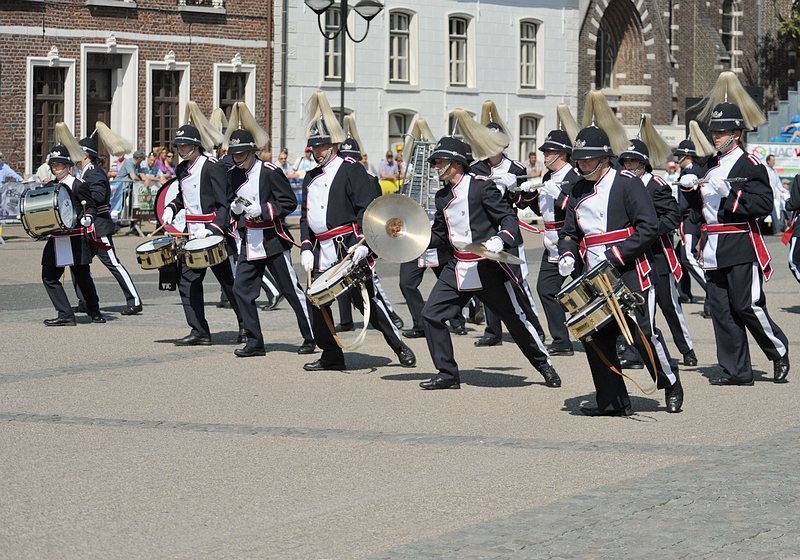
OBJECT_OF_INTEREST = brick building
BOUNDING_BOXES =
[0,0,272,176]
[577,0,793,127]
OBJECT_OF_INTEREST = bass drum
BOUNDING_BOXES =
[154,178,186,235]
[19,183,77,238]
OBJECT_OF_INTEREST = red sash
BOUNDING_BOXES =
[660,234,683,281]
[185,211,217,224]
[453,249,484,262]
[584,227,652,290]
[316,223,360,242]
[701,220,773,281]
[782,214,796,246]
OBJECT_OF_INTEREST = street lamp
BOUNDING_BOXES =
[305,0,384,124]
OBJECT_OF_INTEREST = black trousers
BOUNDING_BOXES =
[43,264,99,319]
[790,237,800,283]
[179,257,243,338]
[651,254,694,356]
[536,258,578,350]
[677,232,707,300]
[74,234,141,307]
[233,250,314,349]
[311,270,403,364]
[706,262,789,381]
[483,278,545,341]
[422,261,550,382]
[337,270,398,328]
[399,260,465,331]
[585,321,632,412]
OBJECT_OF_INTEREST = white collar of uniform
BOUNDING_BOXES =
[551,162,572,181]
[246,157,262,178]
[322,154,343,171]
[641,171,652,185]
[719,144,742,161]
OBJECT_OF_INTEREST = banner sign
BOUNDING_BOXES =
[0,182,30,224]
[745,143,800,180]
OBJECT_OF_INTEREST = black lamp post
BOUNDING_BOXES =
[304,0,384,124]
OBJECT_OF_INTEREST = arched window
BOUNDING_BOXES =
[388,110,415,153]
[595,22,616,90]
[520,20,539,88]
[519,115,540,162]
[448,16,469,86]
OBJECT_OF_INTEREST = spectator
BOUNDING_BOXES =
[276,148,299,179]
[110,150,146,217]
[396,152,405,179]
[378,150,399,181]
[140,151,164,187]
[155,147,176,179]
[294,147,317,177]
[664,161,680,182]
[360,153,377,175]
[524,151,542,179]
[34,159,54,183]
[766,154,786,234]
[0,152,23,183]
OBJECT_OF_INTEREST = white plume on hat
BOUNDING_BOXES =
[342,114,364,151]
[209,108,228,135]
[402,115,437,157]
[480,100,511,138]
[304,91,346,144]
[54,122,87,163]
[224,102,270,150]
[556,103,579,143]
[637,114,671,167]
[452,108,507,160]
[581,91,628,156]
[689,120,715,157]
[93,121,134,156]
[697,71,765,130]
[184,101,224,151]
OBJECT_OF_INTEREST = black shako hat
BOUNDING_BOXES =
[619,138,649,162]
[427,136,469,166]
[227,129,258,154]
[672,139,697,157]
[46,145,72,165]
[538,129,573,154]
[339,137,361,159]
[708,102,746,132]
[173,125,203,147]
[78,137,98,158]
[307,118,332,147]
[571,126,614,160]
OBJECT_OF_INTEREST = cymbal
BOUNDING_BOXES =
[454,242,525,265]
[363,194,431,263]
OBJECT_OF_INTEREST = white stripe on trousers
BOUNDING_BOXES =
[749,263,788,358]
[100,235,141,306]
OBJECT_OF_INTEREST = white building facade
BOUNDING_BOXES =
[272,0,580,165]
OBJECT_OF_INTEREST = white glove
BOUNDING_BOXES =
[706,177,731,197]
[230,200,245,215]
[519,180,540,193]
[194,228,212,239]
[301,250,314,272]
[558,255,575,277]
[80,215,93,228]
[495,173,518,192]
[678,174,699,190]
[245,205,262,220]
[349,244,369,263]
[162,207,174,225]
[541,180,562,199]
[484,236,504,253]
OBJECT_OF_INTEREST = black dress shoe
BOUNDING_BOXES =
[237,329,248,344]
[679,294,693,304]
[175,334,212,346]
[474,336,502,347]
[451,325,468,336]
[303,359,346,371]
[217,300,232,309]
[234,345,266,358]
[709,376,754,386]
[700,309,712,319]
[120,304,143,316]
[547,345,574,356]
[580,406,633,417]
[665,380,684,413]
[683,349,698,367]
[402,329,426,339]
[90,312,106,324]
[335,323,355,332]
[396,344,416,367]
[619,358,644,369]
[390,312,405,330]
[298,340,316,355]
[774,354,790,383]
[43,317,76,327]
[419,376,460,390]
[261,294,284,311]
[538,364,562,387]
[72,303,87,314]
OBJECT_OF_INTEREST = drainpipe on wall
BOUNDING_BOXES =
[280,0,289,149]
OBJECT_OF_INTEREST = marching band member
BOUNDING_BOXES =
[419,136,560,390]
[617,122,697,368]
[516,129,582,356]
[76,130,143,315]
[299,92,416,372]
[227,103,315,357]
[161,121,245,346]
[558,124,683,415]
[681,72,789,385]
[459,104,546,346]
[785,174,800,283]
[40,143,105,326]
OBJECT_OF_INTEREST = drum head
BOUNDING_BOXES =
[309,260,353,294]
[155,178,185,235]
[56,184,77,229]
[184,235,224,250]
[137,237,174,253]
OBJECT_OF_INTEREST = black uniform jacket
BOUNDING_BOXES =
[80,163,115,237]
[166,154,231,236]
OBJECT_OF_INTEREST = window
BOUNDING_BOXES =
[447,110,475,141]
[219,71,247,120]
[520,21,538,88]
[32,67,66,169]
[388,111,414,153]
[449,16,468,86]
[720,0,739,69]
[519,116,540,162]
[325,7,343,80]
[389,12,410,83]
[595,23,616,89]
[151,70,180,151]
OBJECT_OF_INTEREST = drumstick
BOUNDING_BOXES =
[149,222,168,237]
[307,269,312,290]
[600,275,634,345]
[328,237,367,278]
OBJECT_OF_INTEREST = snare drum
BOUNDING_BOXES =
[306,259,371,308]
[183,235,228,269]
[135,237,179,269]
[19,184,77,238]
[582,261,622,297]
[565,284,626,340]
[556,275,595,314]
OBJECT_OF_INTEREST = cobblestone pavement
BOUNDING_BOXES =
[1,226,799,559]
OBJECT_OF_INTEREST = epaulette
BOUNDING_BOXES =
[263,161,277,170]
[746,154,762,166]
[652,174,669,187]
[342,156,358,164]
[206,155,218,163]
[620,170,637,179]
